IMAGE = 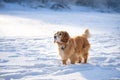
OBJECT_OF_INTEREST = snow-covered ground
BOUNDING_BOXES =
[0,3,120,80]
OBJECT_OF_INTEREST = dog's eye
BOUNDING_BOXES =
[59,33,61,36]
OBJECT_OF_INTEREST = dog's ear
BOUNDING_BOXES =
[61,31,70,43]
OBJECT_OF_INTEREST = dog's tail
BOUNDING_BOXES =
[82,29,90,38]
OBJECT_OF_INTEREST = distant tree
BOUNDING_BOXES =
[76,0,94,7]
[3,0,19,3]
[107,0,120,8]
[41,0,49,4]
[0,0,4,7]
[106,0,120,12]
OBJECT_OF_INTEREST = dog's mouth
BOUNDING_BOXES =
[54,39,60,43]
[54,40,56,43]
[54,35,63,44]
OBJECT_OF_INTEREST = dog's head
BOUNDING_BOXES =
[54,31,70,44]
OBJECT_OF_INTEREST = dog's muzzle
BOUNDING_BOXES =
[54,36,57,39]
[54,36,57,43]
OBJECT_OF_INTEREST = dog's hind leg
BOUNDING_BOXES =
[83,53,88,63]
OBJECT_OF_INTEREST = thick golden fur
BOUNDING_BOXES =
[54,29,90,65]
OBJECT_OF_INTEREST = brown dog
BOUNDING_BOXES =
[54,29,90,65]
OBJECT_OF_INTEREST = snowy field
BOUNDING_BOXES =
[0,3,120,80]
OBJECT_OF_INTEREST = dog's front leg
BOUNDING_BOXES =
[62,59,67,65]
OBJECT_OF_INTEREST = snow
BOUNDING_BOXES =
[0,3,120,80]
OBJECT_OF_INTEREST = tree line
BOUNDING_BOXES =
[0,0,120,12]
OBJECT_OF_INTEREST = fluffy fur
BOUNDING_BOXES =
[54,29,90,65]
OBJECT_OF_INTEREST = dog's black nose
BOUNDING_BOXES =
[54,36,57,39]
